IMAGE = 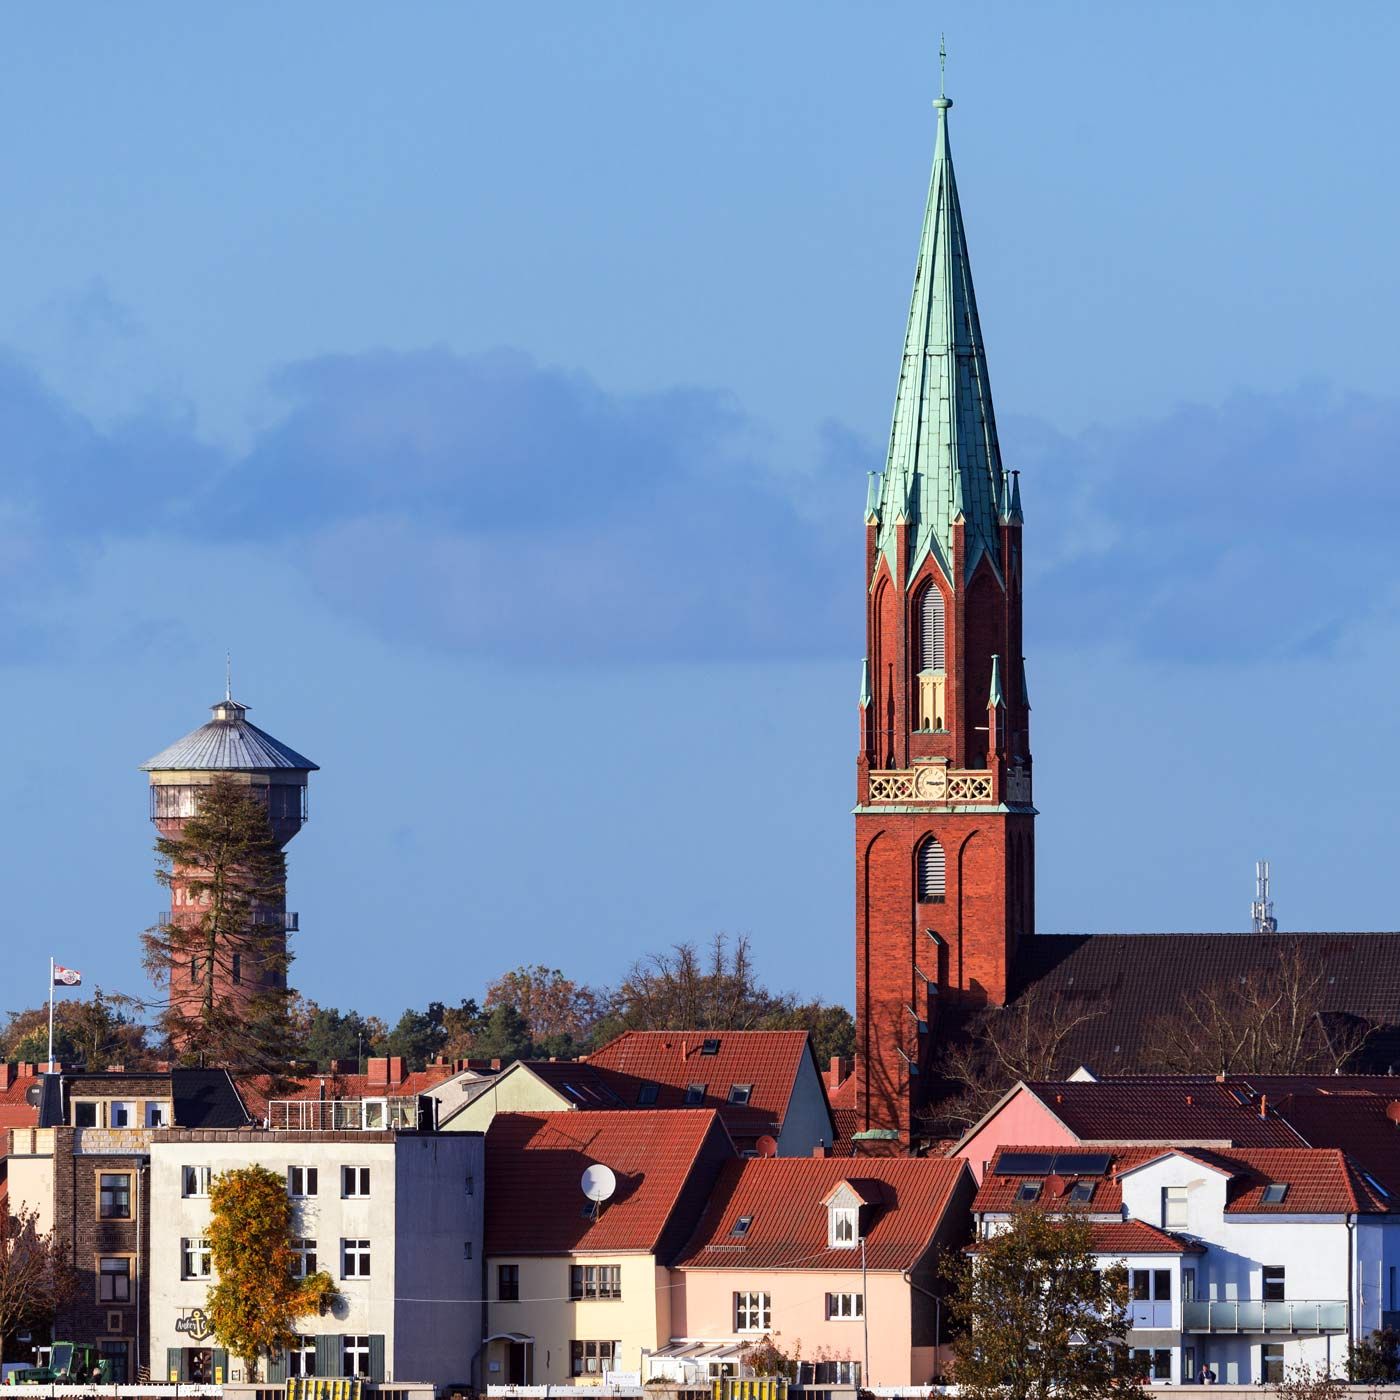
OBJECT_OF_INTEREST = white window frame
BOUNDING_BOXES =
[342,1165,371,1198]
[181,1237,212,1280]
[145,1101,171,1128]
[287,1337,317,1378]
[341,1238,371,1279]
[288,1166,319,1199]
[826,1291,863,1320]
[829,1205,858,1248]
[290,1238,318,1280]
[342,1336,370,1379]
[182,1165,212,1198]
[735,1291,771,1332]
[1163,1185,1188,1230]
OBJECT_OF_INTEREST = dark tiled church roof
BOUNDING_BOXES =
[1013,932,1400,1075]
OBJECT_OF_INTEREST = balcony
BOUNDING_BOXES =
[154,910,298,930]
[1183,1299,1348,1333]
[867,767,994,804]
[268,1097,422,1131]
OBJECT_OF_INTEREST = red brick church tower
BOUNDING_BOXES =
[854,87,1034,1143]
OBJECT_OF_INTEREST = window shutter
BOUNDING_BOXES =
[266,1351,287,1384]
[212,1349,229,1383]
[368,1336,386,1384]
[918,838,946,901]
[166,1349,182,1383]
[316,1335,339,1379]
[919,587,945,671]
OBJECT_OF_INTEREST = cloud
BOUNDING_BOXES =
[1,340,1397,667]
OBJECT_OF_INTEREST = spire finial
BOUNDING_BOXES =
[939,33,946,99]
[225,652,232,702]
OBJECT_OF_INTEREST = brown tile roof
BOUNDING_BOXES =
[484,1109,735,1258]
[1022,1079,1304,1147]
[1015,933,1400,1075]
[1271,1091,1400,1199]
[585,1031,828,1142]
[674,1156,970,1272]
[974,1144,1392,1217]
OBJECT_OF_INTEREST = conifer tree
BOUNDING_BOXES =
[141,775,300,1073]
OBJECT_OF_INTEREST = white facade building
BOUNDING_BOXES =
[149,1124,484,1388]
[974,1145,1400,1384]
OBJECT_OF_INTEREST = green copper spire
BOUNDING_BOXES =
[876,78,1005,588]
[987,653,1004,708]
[859,657,872,709]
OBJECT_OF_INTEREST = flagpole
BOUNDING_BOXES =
[48,957,55,1070]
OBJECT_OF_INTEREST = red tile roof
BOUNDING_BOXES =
[236,1065,457,1120]
[1273,1092,1400,1199]
[0,1073,43,1130]
[674,1156,971,1272]
[585,1031,826,1142]
[974,1144,1392,1217]
[1088,1221,1203,1255]
[830,1107,860,1157]
[828,1073,856,1110]
[485,1110,734,1258]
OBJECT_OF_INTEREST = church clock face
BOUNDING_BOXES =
[913,766,947,801]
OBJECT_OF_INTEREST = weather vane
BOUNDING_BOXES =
[939,33,946,98]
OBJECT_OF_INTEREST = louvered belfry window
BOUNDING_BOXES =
[918,837,946,903]
[919,585,946,672]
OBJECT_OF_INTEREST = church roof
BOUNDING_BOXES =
[874,90,1006,588]
[141,697,318,772]
[1014,932,1400,1075]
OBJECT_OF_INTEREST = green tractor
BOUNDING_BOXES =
[7,1342,114,1385]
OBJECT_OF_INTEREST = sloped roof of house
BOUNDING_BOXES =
[1087,1221,1203,1255]
[485,1109,734,1258]
[0,1070,44,1130]
[36,1069,250,1129]
[674,1156,969,1272]
[1271,1091,1400,1199]
[585,1030,832,1142]
[974,1144,1392,1217]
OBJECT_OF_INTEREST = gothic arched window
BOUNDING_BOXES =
[917,836,946,903]
[918,584,946,672]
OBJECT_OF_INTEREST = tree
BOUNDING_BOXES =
[946,1209,1142,1400]
[470,1003,534,1063]
[293,999,387,1070]
[205,1166,334,1378]
[759,1000,856,1067]
[1349,1329,1400,1383]
[1141,942,1371,1075]
[605,934,787,1033]
[925,988,1108,1132]
[2,990,152,1069]
[0,1207,76,1367]
[485,966,600,1046]
[141,775,301,1074]
[382,1003,449,1068]
[440,998,486,1058]
[1275,1363,1346,1400]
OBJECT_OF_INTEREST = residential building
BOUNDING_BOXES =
[4,1068,249,1381]
[669,1156,974,1386]
[149,1118,483,1388]
[973,1143,1400,1383]
[484,1109,734,1385]
[236,1055,480,1127]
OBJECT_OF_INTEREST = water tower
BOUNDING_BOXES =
[141,687,318,1026]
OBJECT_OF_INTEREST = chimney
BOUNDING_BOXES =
[490,1058,503,1071]
[367,1057,389,1088]
[388,1056,406,1086]
[18,1062,35,1079]
[1259,1093,1268,1120]
[108,1064,125,1074]
[812,1142,831,1158]
[828,1056,854,1090]
[0,1064,11,1091]
[1185,1094,1194,1106]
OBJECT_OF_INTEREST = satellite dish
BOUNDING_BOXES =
[755,1135,778,1159]
[581,1164,618,1203]
[25,1083,42,1108]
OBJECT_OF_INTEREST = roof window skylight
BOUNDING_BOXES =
[1261,1183,1288,1204]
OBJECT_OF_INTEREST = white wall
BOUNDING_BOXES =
[149,1132,482,1388]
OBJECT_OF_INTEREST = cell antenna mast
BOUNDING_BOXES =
[1251,860,1277,933]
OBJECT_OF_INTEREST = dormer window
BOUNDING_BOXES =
[829,1205,858,1248]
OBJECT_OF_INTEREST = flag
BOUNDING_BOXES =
[52,965,82,987]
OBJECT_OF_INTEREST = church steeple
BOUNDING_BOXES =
[875,88,1005,586]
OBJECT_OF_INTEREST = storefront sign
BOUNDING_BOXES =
[176,1309,215,1342]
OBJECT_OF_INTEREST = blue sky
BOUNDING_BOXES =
[4,3,1399,1022]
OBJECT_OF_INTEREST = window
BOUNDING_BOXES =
[288,1166,319,1198]
[99,1173,132,1220]
[1364,1172,1390,1200]
[728,1083,753,1105]
[98,1257,131,1303]
[1131,1349,1171,1381]
[684,1083,706,1105]
[181,1238,212,1280]
[826,1292,863,1320]
[145,1102,169,1128]
[799,1361,861,1386]
[1183,1268,1196,1302]
[1262,1266,1285,1301]
[464,1241,473,1261]
[341,1239,371,1278]
[701,1038,721,1055]
[1261,1343,1285,1383]
[182,1165,212,1198]
[637,1082,659,1106]
[829,1205,858,1247]
[735,1291,771,1331]
[1163,1185,1188,1229]
[731,1216,753,1238]
[1016,1181,1042,1204]
[1261,1182,1288,1205]
[570,1341,619,1377]
[918,584,946,671]
[109,1101,136,1128]
[570,1264,622,1300]
[465,1173,475,1196]
[1068,1181,1096,1204]
[231,953,241,985]
[498,1265,520,1302]
[342,1166,370,1198]
[342,1336,370,1379]
[74,1101,99,1127]
[290,1239,317,1279]
[917,836,946,903]
[287,1337,317,1378]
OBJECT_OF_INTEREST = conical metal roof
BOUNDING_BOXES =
[141,697,318,773]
